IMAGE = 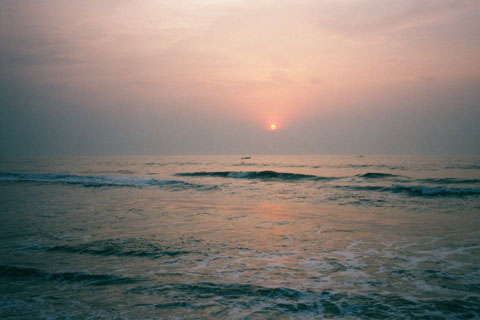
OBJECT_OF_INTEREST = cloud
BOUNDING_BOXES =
[0,0,479,155]
[306,0,479,37]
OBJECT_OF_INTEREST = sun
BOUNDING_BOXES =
[270,123,277,131]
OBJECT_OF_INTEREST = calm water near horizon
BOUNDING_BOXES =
[1,155,480,319]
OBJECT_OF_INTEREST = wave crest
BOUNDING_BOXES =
[358,172,400,179]
[175,171,334,181]
[391,185,480,197]
[0,172,216,191]
[0,265,139,285]
[343,184,480,197]
[418,178,480,185]
[45,238,189,259]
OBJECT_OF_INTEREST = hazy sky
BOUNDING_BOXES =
[1,0,479,155]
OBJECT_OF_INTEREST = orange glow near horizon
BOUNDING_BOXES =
[4,0,479,134]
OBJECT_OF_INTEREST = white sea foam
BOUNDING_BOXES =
[1,155,480,318]
[0,172,215,190]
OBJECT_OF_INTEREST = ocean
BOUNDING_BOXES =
[1,155,479,319]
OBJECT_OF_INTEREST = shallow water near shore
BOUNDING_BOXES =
[1,155,480,318]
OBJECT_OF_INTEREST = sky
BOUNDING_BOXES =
[1,0,479,156]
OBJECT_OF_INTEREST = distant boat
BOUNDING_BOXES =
[241,156,251,159]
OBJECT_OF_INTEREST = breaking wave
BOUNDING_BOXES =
[126,282,480,318]
[175,171,336,181]
[418,178,480,185]
[390,185,480,197]
[358,172,401,179]
[0,172,216,190]
[0,265,139,286]
[128,282,303,300]
[44,238,189,259]
[342,184,480,197]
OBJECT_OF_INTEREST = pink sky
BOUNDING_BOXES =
[1,0,479,154]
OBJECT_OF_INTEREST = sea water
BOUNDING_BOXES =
[0,155,479,319]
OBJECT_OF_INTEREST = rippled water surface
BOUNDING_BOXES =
[1,155,480,318]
